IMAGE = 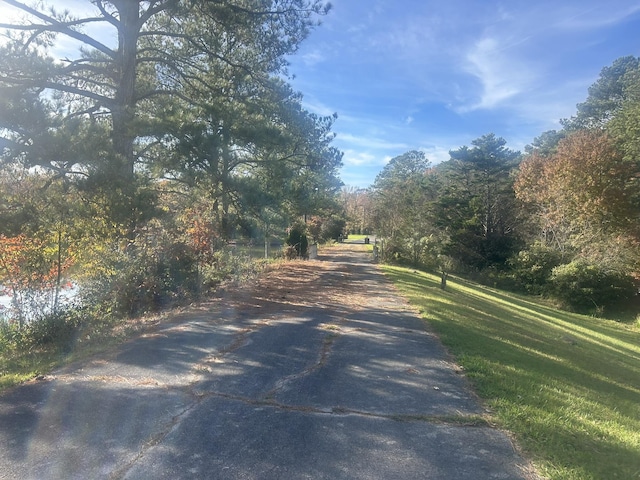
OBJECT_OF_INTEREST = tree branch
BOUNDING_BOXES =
[1,0,115,58]
[39,81,113,107]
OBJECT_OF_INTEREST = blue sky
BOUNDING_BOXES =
[286,0,640,187]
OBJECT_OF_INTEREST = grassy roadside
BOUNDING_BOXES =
[0,313,164,392]
[0,255,274,393]
[382,264,640,480]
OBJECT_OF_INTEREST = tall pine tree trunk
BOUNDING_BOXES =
[111,2,140,238]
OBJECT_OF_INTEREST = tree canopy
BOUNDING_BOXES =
[0,0,337,233]
[369,57,640,313]
[0,0,343,322]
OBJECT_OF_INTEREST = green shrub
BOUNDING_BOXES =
[379,236,408,264]
[81,240,199,317]
[0,319,24,351]
[286,224,308,258]
[23,309,84,351]
[319,216,346,242]
[0,307,84,352]
[548,260,637,312]
[508,243,564,294]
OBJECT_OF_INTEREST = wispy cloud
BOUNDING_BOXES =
[453,0,638,116]
[553,3,640,29]
[337,133,410,152]
[341,150,380,167]
[301,97,337,117]
[298,50,325,67]
[309,0,640,188]
[418,145,452,165]
[460,36,535,112]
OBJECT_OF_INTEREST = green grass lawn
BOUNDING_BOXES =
[344,234,368,240]
[340,234,375,252]
[382,265,640,480]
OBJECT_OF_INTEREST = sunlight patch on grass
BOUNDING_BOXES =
[382,265,640,480]
[0,349,62,390]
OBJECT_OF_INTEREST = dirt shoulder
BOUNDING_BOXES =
[162,243,383,329]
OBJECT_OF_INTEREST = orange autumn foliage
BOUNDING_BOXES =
[0,234,72,301]
[515,130,637,246]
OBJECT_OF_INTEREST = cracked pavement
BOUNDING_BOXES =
[0,243,538,479]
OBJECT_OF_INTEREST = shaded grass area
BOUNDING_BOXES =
[0,314,157,392]
[0,350,61,391]
[382,265,640,480]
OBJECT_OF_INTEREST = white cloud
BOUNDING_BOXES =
[461,36,534,111]
[341,149,380,167]
[457,0,640,115]
[290,0,640,189]
[337,133,410,151]
[418,145,451,165]
[301,97,336,117]
[299,50,325,67]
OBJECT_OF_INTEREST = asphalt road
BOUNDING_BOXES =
[0,245,537,479]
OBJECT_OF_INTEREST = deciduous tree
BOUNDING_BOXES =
[515,129,639,268]
[371,150,439,266]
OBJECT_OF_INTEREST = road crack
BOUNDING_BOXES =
[262,328,340,401]
[188,389,491,428]
[108,401,201,480]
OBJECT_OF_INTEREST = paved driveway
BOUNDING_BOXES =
[0,245,538,479]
